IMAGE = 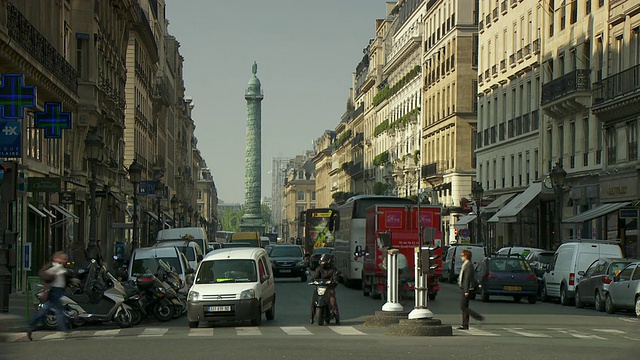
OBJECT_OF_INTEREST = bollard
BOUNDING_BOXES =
[382,249,403,312]
[408,246,433,319]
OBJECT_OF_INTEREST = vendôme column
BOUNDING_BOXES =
[240,61,265,233]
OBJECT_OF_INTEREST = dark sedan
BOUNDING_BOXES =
[475,255,538,304]
[269,244,307,281]
[309,247,334,270]
[574,257,636,311]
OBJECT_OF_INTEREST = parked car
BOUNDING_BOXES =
[128,245,194,291]
[155,240,203,271]
[542,240,623,306]
[474,255,538,304]
[497,246,545,258]
[574,258,636,311]
[187,247,275,327]
[603,261,640,317]
[525,251,555,273]
[442,244,486,283]
[269,244,307,281]
[309,247,334,270]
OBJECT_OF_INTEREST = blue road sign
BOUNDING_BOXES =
[0,121,21,157]
[139,180,168,199]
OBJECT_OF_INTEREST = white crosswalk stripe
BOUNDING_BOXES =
[93,329,121,338]
[456,328,500,336]
[188,328,214,336]
[503,328,550,338]
[549,328,606,340]
[139,328,169,337]
[40,332,70,341]
[328,326,365,335]
[592,329,625,334]
[236,326,262,336]
[281,326,313,335]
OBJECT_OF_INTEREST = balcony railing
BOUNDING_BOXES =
[509,54,516,66]
[524,44,531,57]
[517,49,523,61]
[352,103,365,119]
[533,39,540,53]
[541,69,591,105]
[422,163,438,178]
[6,3,78,93]
[492,65,498,76]
[351,132,364,147]
[593,63,640,105]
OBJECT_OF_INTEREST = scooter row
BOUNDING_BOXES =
[34,259,188,330]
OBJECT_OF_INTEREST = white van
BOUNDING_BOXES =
[442,244,486,283]
[128,246,194,291]
[187,247,275,328]
[155,240,204,270]
[542,240,623,305]
[157,227,210,253]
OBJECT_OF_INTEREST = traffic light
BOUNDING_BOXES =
[420,246,441,276]
[0,161,23,202]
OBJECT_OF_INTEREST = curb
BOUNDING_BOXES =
[387,318,453,336]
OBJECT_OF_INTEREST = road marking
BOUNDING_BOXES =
[617,317,637,323]
[188,328,214,336]
[139,328,168,337]
[592,329,625,334]
[328,326,365,336]
[2,333,26,342]
[503,328,550,338]
[550,328,606,340]
[281,326,312,335]
[457,328,499,336]
[94,329,121,338]
[40,332,69,341]
[236,327,262,336]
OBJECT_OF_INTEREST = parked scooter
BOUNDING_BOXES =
[309,279,333,326]
[34,283,87,330]
[155,259,189,317]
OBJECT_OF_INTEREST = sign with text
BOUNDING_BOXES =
[138,180,168,199]
[26,177,61,192]
[0,121,22,158]
[59,191,75,204]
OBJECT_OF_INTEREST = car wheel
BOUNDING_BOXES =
[481,287,490,302]
[594,291,605,312]
[188,321,199,328]
[362,274,370,297]
[266,298,276,321]
[560,285,572,306]
[541,283,550,302]
[300,273,307,282]
[527,295,537,304]
[574,287,584,308]
[513,295,522,303]
[635,296,640,318]
[605,293,616,314]
[250,305,262,326]
[449,269,456,284]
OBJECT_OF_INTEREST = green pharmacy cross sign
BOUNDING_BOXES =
[0,73,36,119]
[34,102,72,139]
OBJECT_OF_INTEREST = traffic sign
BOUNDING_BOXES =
[459,228,470,238]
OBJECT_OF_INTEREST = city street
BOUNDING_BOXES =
[2,278,638,359]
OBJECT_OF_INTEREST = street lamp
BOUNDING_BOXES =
[171,194,179,228]
[472,181,484,248]
[188,205,194,226]
[85,130,103,260]
[155,181,164,233]
[550,162,567,246]
[128,159,142,252]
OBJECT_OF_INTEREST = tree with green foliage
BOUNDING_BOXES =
[218,204,273,233]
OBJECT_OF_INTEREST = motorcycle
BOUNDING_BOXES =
[34,283,88,330]
[309,279,334,326]
[135,272,176,322]
[155,259,189,318]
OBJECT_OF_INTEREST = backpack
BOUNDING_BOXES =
[38,262,55,283]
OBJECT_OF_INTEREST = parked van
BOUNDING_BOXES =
[128,245,194,291]
[157,227,210,253]
[442,244,486,283]
[542,240,623,306]
[155,240,204,270]
[230,232,261,247]
[186,247,275,328]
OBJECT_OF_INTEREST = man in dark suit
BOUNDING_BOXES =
[458,249,484,329]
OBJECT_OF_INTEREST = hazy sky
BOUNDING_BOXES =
[165,0,390,204]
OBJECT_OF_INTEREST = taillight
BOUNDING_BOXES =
[601,276,612,284]
[484,273,498,279]
[528,275,537,282]
[569,273,575,286]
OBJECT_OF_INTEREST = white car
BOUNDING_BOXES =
[187,247,275,328]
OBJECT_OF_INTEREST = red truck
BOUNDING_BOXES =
[362,204,443,301]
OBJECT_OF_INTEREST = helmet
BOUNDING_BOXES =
[319,254,333,268]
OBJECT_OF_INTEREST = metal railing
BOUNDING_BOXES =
[593,63,640,105]
[542,69,591,105]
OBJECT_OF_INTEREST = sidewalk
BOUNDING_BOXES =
[0,293,28,336]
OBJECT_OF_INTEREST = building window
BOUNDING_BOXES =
[583,116,589,166]
[570,0,577,24]
[197,190,202,200]
[560,1,566,30]
[297,205,305,215]
[606,126,616,165]
[596,119,603,164]
[311,191,316,201]
[549,0,555,37]
[26,112,41,160]
[297,191,305,201]
[585,0,591,15]
[570,122,576,168]
[628,121,638,161]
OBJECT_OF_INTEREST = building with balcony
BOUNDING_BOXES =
[476,0,545,250]
[312,132,334,208]
[422,0,478,245]
[270,156,292,235]
[283,154,316,241]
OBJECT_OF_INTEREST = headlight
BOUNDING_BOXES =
[188,291,200,301]
[240,289,256,299]
[297,260,306,267]
[157,286,166,294]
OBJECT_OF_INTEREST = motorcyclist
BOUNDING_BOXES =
[310,254,340,325]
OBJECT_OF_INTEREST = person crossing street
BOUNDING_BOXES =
[458,249,484,329]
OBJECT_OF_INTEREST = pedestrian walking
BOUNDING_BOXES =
[458,249,484,329]
[26,251,75,340]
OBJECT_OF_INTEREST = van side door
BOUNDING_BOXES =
[258,256,274,310]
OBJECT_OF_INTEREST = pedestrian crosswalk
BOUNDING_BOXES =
[3,324,638,342]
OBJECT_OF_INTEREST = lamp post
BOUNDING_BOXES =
[472,181,484,249]
[193,211,199,227]
[128,159,142,252]
[155,181,164,233]
[550,162,567,246]
[85,130,103,260]
[171,195,179,228]
[188,205,194,226]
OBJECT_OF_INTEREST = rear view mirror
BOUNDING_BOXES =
[578,271,585,276]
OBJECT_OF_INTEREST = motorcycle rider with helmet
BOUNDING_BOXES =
[310,253,340,325]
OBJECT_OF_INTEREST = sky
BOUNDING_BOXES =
[164,0,391,204]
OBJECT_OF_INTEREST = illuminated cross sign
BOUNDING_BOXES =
[34,102,72,139]
[0,73,36,119]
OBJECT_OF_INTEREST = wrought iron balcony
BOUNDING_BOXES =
[533,39,540,54]
[352,103,365,119]
[347,162,363,177]
[592,64,640,122]
[541,69,591,105]
[421,162,440,178]
[350,132,364,148]
[6,3,77,93]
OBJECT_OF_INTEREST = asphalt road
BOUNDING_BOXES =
[2,277,639,360]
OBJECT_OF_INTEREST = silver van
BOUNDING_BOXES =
[128,245,194,291]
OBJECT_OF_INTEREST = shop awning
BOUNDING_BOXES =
[487,182,542,223]
[40,207,57,219]
[28,204,47,218]
[162,211,174,221]
[145,211,159,221]
[454,213,477,229]
[563,202,632,223]
[109,191,127,204]
[51,204,79,220]
[484,194,516,213]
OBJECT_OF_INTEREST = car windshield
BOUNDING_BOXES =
[132,257,181,276]
[223,242,252,248]
[608,261,631,276]
[270,246,302,257]
[196,259,257,284]
[489,258,531,272]
[537,253,554,264]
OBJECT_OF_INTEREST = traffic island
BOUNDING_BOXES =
[363,311,409,327]
[387,318,453,336]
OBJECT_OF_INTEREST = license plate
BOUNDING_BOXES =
[206,306,231,312]
[280,269,291,273]
[503,286,521,291]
